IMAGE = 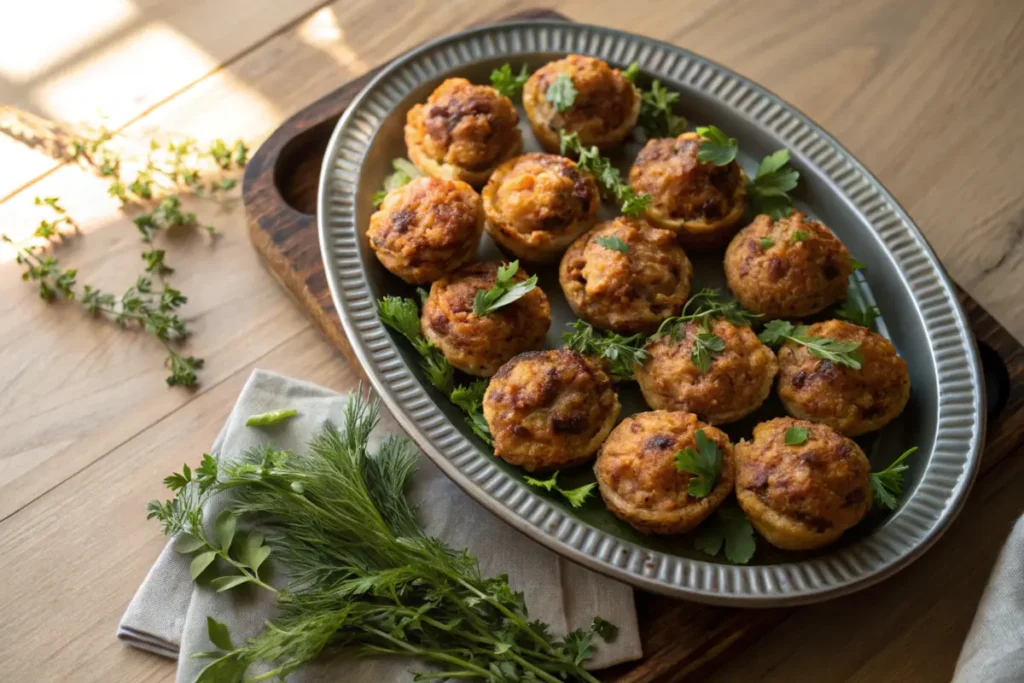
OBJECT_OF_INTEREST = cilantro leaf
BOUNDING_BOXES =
[376,296,454,393]
[561,319,648,380]
[489,63,529,98]
[693,507,756,564]
[546,73,577,112]
[372,158,422,208]
[561,629,594,666]
[870,446,917,510]
[595,235,629,253]
[785,426,809,445]
[638,80,686,138]
[836,299,881,329]
[695,125,738,165]
[472,261,538,316]
[674,430,722,497]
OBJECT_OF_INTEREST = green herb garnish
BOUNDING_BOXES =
[523,471,597,509]
[546,73,578,112]
[450,380,492,445]
[562,320,648,380]
[792,231,810,242]
[559,131,652,217]
[759,320,864,370]
[836,298,881,329]
[652,288,759,342]
[472,261,538,316]
[674,429,723,498]
[851,257,867,271]
[637,79,687,138]
[245,409,299,427]
[595,235,629,253]
[750,149,800,220]
[489,63,530,98]
[759,237,775,249]
[785,426,809,445]
[870,446,917,510]
[622,62,640,83]
[371,158,423,208]
[693,507,756,565]
[696,125,739,165]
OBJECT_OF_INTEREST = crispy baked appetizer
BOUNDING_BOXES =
[404,78,522,186]
[481,153,600,262]
[636,318,778,424]
[559,218,693,334]
[367,176,483,284]
[724,212,852,318]
[594,411,735,534]
[735,417,872,550]
[421,262,551,377]
[483,349,619,472]
[522,55,640,153]
[776,319,910,436]
[628,132,747,248]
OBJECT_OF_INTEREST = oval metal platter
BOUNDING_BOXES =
[318,20,985,606]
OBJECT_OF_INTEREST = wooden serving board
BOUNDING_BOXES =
[242,9,1023,681]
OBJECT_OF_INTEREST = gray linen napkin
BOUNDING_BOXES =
[118,369,641,681]
[952,514,1024,683]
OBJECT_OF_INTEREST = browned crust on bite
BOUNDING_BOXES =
[404,78,522,187]
[724,212,852,318]
[628,132,748,249]
[635,318,778,424]
[420,262,551,377]
[522,55,640,153]
[594,411,735,534]
[777,319,910,436]
[366,176,483,284]
[734,417,872,550]
[558,218,693,334]
[483,349,620,472]
[481,153,600,263]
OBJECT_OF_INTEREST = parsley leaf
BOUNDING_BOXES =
[372,159,423,208]
[595,235,629,253]
[750,149,800,219]
[696,125,738,165]
[792,230,810,242]
[451,380,493,445]
[471,261,538,316]
[622,62,640,83]
[377,296,454,393]
[759,237,775,249]
[870,446,917,510]
[691,331,726,374]
[653,288,759,342]
[638,79,687,138]
[523,471,596,508]
[851,257,867,271]
[836,298,881,329]
[758,319,864,370]
[546,73,577,112]
[559,132,652,217]
[785,426,809,445]
[562,320,648,380]
[693,507,756,564]
[674,429,722,498]
[489,63,529,98]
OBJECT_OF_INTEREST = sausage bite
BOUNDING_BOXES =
[367,176,483,284]
[421,262,551,377]
[483,350,620,472]
[522,55,640,153]
[734,417,872,550]
[404,77,523,186]
[724,212,852,318]
[594,411,735,534]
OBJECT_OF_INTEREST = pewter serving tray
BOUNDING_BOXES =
[318,21,984,605]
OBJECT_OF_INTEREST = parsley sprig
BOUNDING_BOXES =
[696,125,738,165]
[870,446,917,510]
[750,149,800,220]
[785,426,809,445]
[693,507,756,565]
[651,289,758,373]
[371,158,423,208]
[489,63,530,98]
[546,73,578,112]
[376,295,493,444]
[559,131,652,217]
[472,261,538,316]
[562,320,648,381]
[595,235,629,253]
[674,429,723,497]
[759,320,864,370]
[636,77,687,138]
[523,471,597,508]
[836,286,881,329]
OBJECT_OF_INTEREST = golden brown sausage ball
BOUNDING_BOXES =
[367,176,483,284]
[594,411,735,534]
[734,417,871,550]
[777,319,910,436]
[481,153,600,263]
[559,218,693,334]
[421,262,551,377]
[628,132,748,249]
[724,212,852,318]
[635,318,778,424]
[404,78,522,186]
[483,349,619,472]
[522,55,640,153]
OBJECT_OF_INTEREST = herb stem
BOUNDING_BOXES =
[364,627,494,678]
[454,576,557,655]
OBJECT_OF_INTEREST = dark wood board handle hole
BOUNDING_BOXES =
[979,341,1011,419]
[274,117,338,217]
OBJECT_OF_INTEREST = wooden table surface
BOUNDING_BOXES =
[1,1,1022,682]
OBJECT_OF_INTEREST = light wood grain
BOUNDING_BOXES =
[0,1,1022,682]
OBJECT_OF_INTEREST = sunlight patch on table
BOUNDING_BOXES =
[297,8,369,73]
